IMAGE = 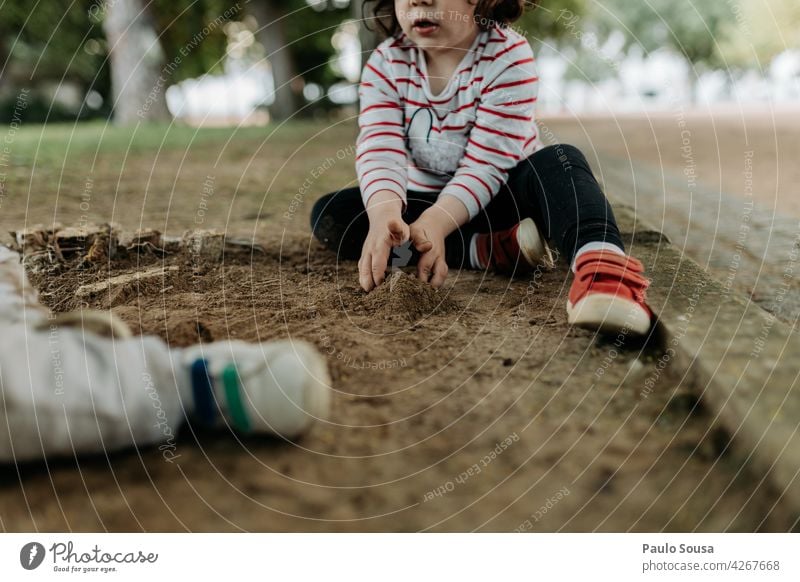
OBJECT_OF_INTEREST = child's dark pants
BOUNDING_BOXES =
[310,144,625,268]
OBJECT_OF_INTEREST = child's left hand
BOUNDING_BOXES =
[409,217,449,288]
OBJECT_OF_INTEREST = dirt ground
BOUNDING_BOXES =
[0,115,796,531]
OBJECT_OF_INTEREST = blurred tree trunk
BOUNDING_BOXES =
[249,0,299,121]
[102,0,171,124]
[0,38,7,95]
[0,34,12,96]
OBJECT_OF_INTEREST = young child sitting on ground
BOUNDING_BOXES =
[0,245,330,462]
[311,0,652,336]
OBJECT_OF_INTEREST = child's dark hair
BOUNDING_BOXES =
[363,1,538,38]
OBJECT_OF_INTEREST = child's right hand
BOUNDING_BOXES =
[359,191,408,292]
[358,216,409,292]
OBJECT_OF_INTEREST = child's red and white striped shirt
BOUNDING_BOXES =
[356,25,541,220]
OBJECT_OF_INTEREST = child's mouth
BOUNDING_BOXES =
[412,18,440,36]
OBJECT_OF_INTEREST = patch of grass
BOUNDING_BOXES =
[1,118,360,233]
[4,119,335,163]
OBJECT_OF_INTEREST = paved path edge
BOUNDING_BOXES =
[615,204,800,518]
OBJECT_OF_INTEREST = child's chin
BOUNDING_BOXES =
[409,35,443,49]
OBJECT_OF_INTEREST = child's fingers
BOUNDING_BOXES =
[430,257,449,288]
[409,225,433,253]
[387,218,410,245]
[358,253,375,292]
[371,246,390,288]
[417,252,435,283]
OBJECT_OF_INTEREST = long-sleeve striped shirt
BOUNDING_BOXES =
[356,24,541,220]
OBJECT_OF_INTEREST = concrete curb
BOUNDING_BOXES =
[616,204,800,517]
[597,152,800,325]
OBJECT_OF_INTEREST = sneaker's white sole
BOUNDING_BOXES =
[567,294,651,336]
[517,218,554,268]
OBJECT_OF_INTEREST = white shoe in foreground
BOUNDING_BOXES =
[179,340,332,439]
[0,330,333,462]
[0,245,49,324]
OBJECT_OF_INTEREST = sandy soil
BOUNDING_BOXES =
[0,117,795,531]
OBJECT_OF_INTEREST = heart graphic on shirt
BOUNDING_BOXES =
[406,108,467,177]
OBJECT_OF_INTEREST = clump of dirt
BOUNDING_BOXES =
[361,271,459,321]
[22,227,264,314]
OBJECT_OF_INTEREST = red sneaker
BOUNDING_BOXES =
[475,218,553,274]
[567,250,652,335]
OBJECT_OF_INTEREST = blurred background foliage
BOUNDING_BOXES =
[0,0,797,124]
